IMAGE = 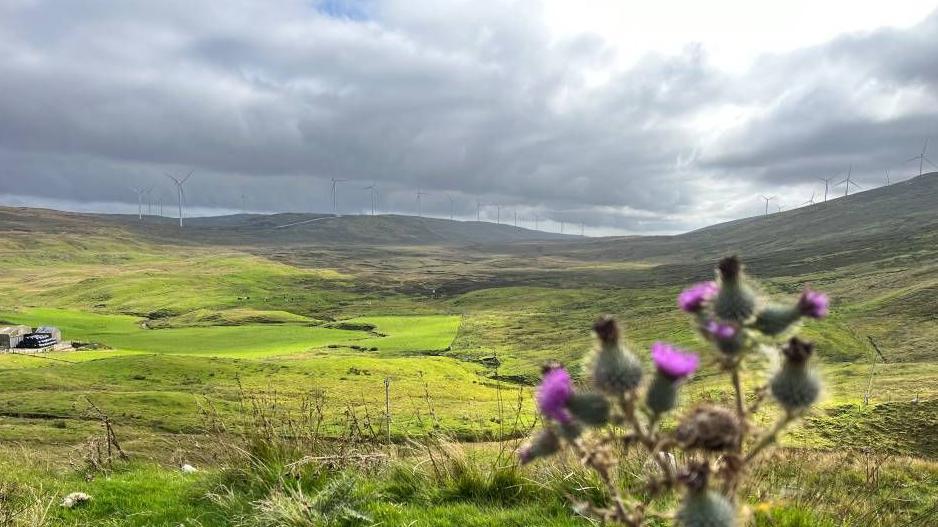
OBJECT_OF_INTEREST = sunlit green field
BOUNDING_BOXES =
[1,210,936,526]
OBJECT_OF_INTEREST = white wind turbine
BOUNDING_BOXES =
[837,165,862,197]
[446,194,455,220]
[363,184,378,216]
[760,195,776,216]
[905,138,937,177]
[331,178,348,215]
[130,186,148,220]
[816,175,835,202]
[165,172,193,228]
[801,191,817,207]
[416,190,428,218]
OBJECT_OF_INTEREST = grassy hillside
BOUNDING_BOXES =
[0,176,936,525]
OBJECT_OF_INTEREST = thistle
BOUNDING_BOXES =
[536,365,574,423]
[516,256,829,527]
[675,405,741,452]
[712,256,757,323]
[675,463,737,527]
[770,337,821,412]
[585,316,643,396]
[678,281,718,313]
[645,342,699,416]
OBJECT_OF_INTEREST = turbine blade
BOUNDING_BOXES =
[925,157,938,169]
[180,171,193,184]
[904,156,920,163]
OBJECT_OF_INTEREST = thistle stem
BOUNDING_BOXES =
[744,412,795,464]
[730,368,745,422]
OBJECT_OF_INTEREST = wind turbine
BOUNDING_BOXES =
[534,215,540,231]
[513,209,518,227]
[801,191,816,207]
[837,165,862,197]
[416,190,428,218]
[363,184,378,216]
[760,195,776,216]
[905,138,937,176]
[447,194,455,221]
[816,176,835,202]
[144,187,155,216]
[495,204,501,224]
[331,178,348,215]
[165,172,193,228]
[130,187,147,220]
[776,203,783,213]
[883,169,891,186]
[476,200,483,221]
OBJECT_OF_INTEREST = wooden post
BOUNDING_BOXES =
[384,377,391,444]
[863,336,887,405]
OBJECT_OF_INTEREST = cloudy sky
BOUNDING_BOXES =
[2,0,937,234]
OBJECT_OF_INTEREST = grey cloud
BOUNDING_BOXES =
[1,1,936,234]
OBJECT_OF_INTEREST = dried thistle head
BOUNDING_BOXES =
[675,405,742,452]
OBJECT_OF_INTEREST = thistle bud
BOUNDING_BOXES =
[703,321,743,355]
[675,405,742,452]
[585,317,643,395]
[770,338,820,412]
[712,256,757,323]
[518,428,560,464]
[566,392,610,427]
[536,365,573,423]
[646,342,699,415]
[675,462,737,527]
[752,304,801,336]
[678,281,719,313]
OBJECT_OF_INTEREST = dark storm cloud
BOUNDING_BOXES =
[1,1,936,232]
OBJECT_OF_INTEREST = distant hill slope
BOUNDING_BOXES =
[0,208,575,246]
[509,172,938,273]
[1,173,935,253]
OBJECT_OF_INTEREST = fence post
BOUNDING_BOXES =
[384,377,392,444]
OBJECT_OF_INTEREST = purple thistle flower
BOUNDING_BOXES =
[705,320,737,340]
[536,367,573,423]
[651,342,699,380]
[678,281,719,313]
[798,289,829,319]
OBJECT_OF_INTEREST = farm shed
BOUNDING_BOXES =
[0,325,31,349]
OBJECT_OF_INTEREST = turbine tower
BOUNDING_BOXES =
[447,194,454,221]
[883,169,890,186]
[837,165,862,197]
[362,184,378,216]
[816,176,835,202]
[760,195,776,216]
[495,204,501,224]
[476,200,483,221]
[416,190,428,218]
[130,187,147,220]
[801,191,816,207]
[331,178,348,215]
[165,172,193,228]
[144,187,154,216]
[905,138,937,176]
